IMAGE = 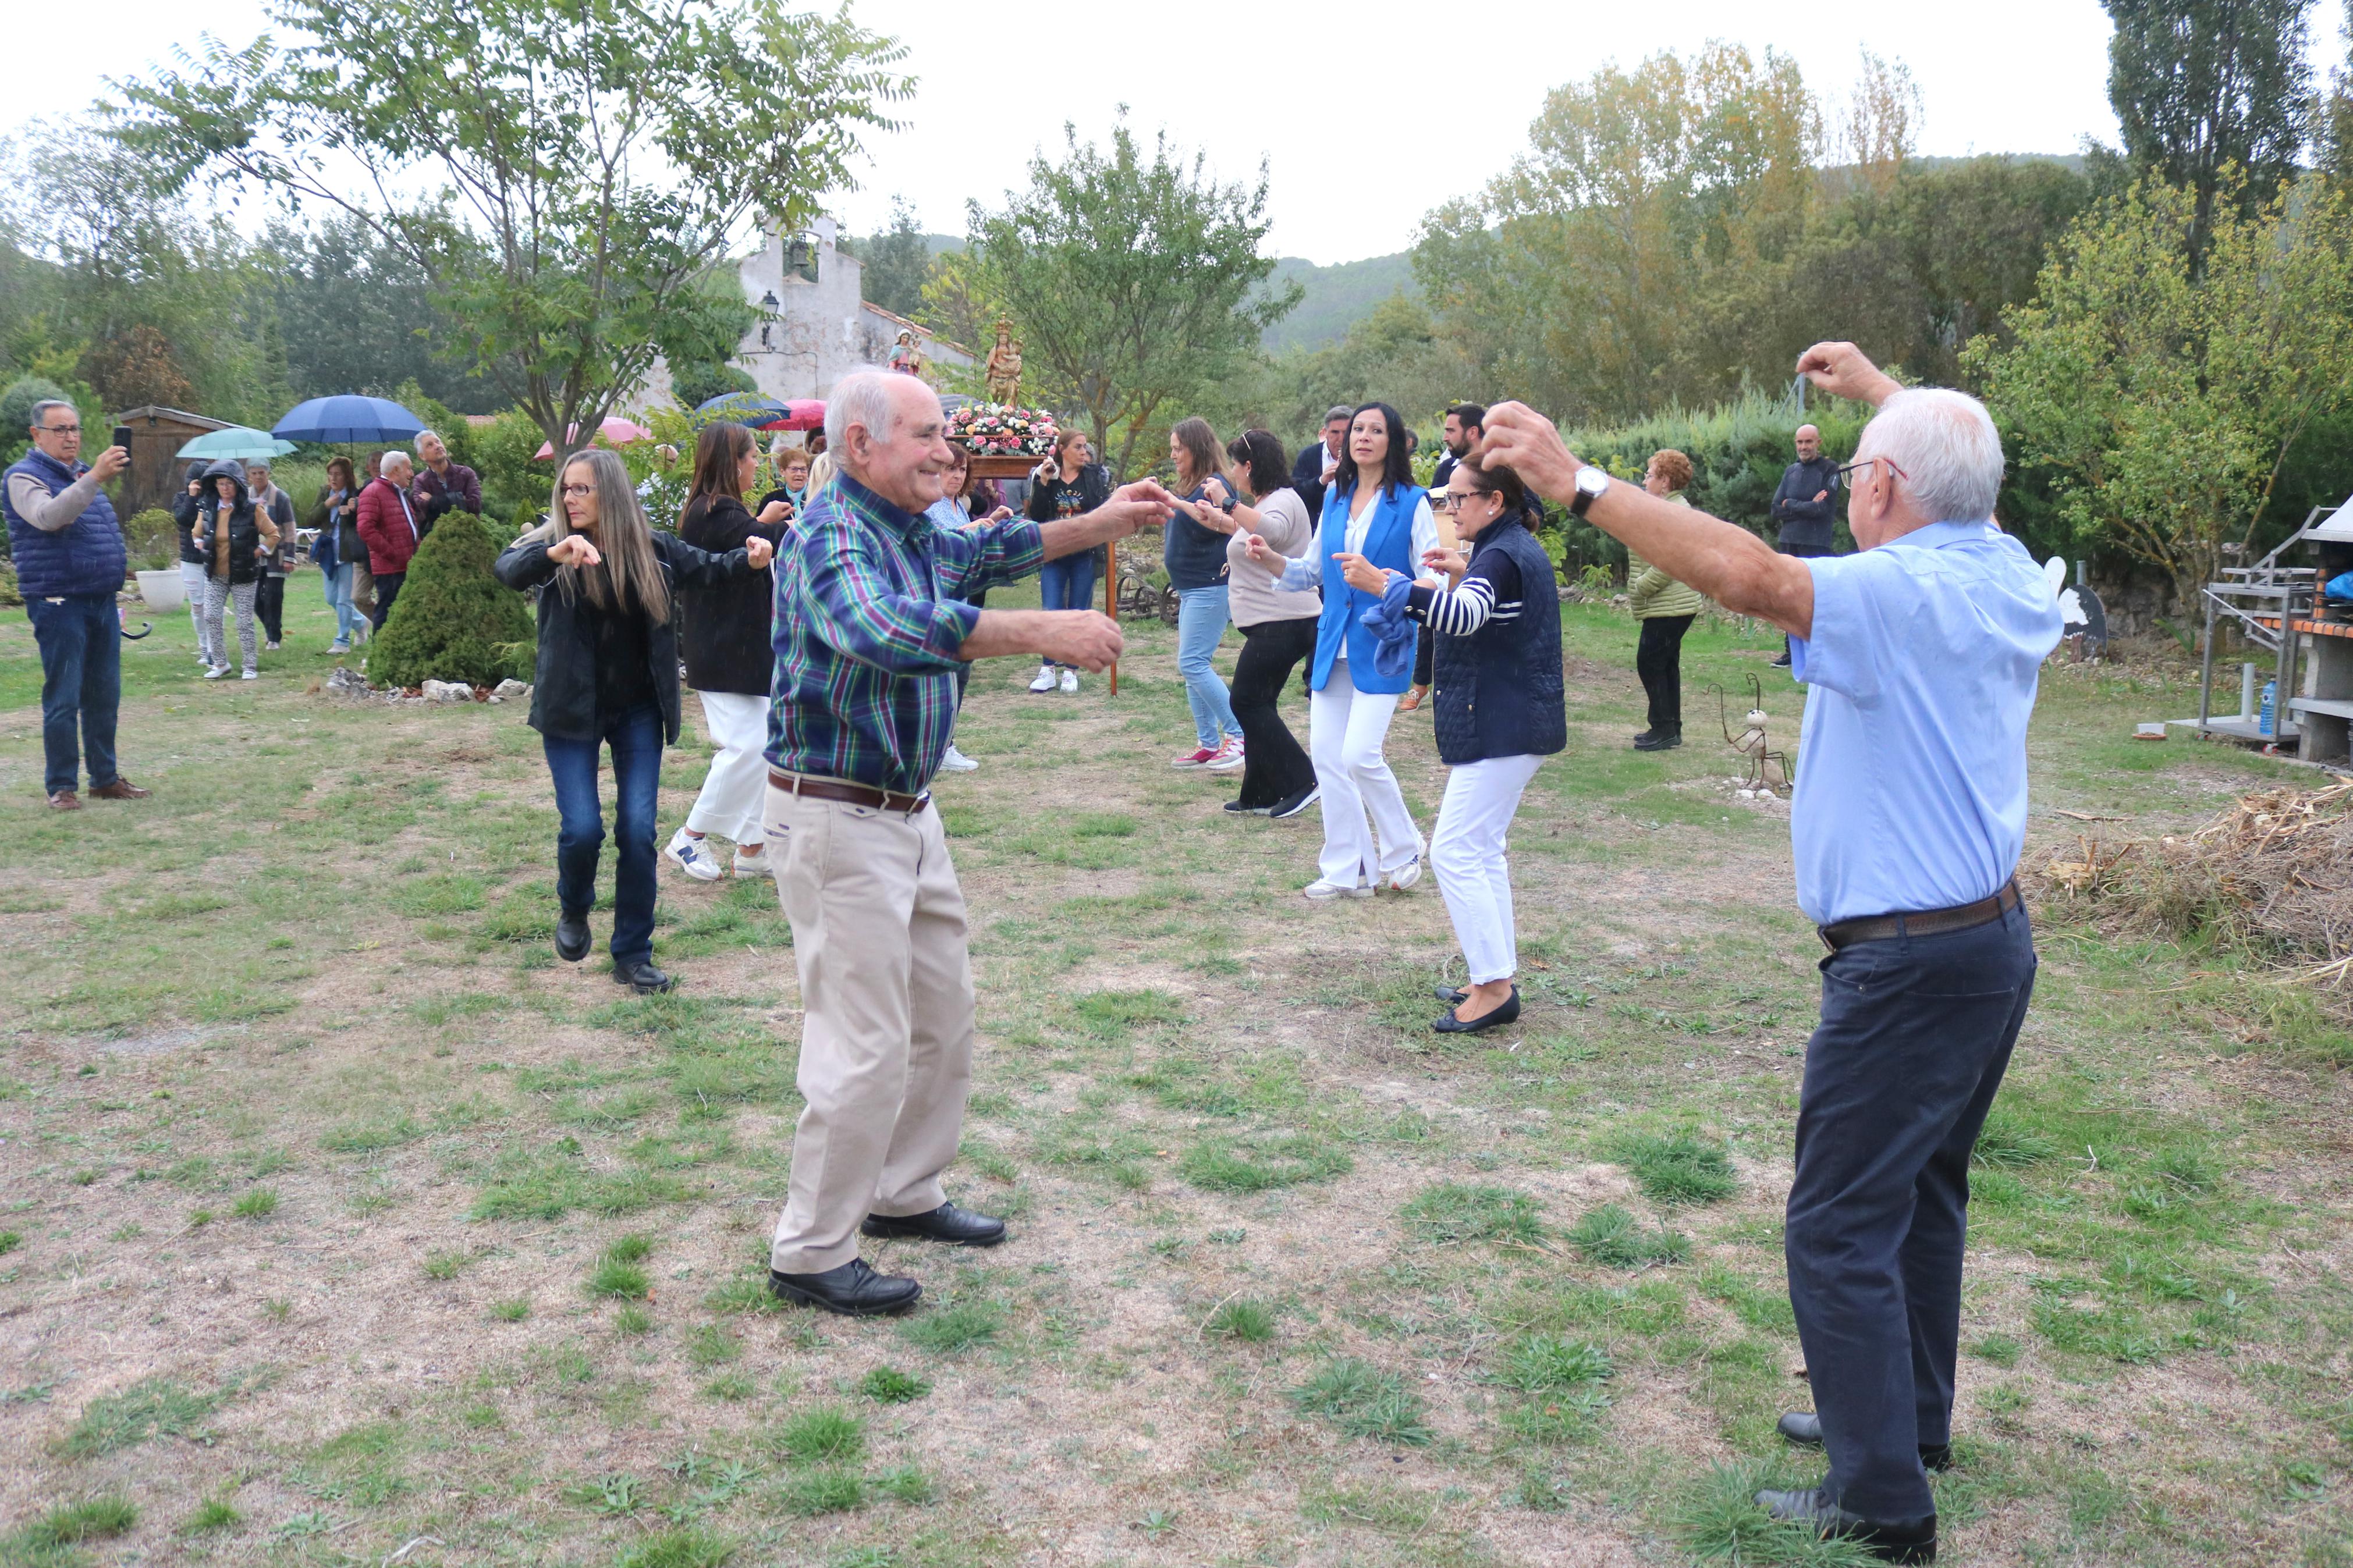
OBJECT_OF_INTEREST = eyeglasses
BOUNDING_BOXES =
[36,423,80,435]
[559,483,595,497]
[1837,456,1908,483]
[1431,492,1485,514]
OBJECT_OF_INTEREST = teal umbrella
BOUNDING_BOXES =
[178,426,300,461]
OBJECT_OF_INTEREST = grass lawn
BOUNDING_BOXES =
[1,570,2348,1566]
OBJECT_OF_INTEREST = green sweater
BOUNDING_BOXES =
[1627,493,1703,620]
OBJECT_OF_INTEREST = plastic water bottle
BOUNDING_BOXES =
[2259,679,2277,738]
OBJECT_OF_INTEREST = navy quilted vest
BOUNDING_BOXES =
[1431,520,1567,766]
[5,449,125,598]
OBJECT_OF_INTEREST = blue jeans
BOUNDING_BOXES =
[1175,584,1238,748]
[322,563,362,643]
[26,592,122,795]
[542,706,665,966]
[1038,552,1097,666]
[1786,902,2036,1522]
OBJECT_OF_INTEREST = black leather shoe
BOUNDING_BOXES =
[1770,652,1794,669]
[1433,986,1521,1034]
[1633,727,1682,751]
[1433,984,1468,1005]
[1776,1411,1951,1471]
[768,1258,922,1317]
[861,1201,1007,1247]
[1754,1486,1935,1564]
[1631,728,1658,749]
[555,909,591,962]
[612,958,673,993]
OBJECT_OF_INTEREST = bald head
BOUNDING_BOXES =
[1794,424,1820,461]
[828,371,952,513]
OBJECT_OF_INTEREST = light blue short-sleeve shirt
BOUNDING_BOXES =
[1788,522,2063,927]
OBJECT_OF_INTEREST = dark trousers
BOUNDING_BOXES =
[371,571,406,629]
[26,592,122,795]
[1636,614,1692,732]
[1412,622,1435,688]
[1786,904,2036,1522]
[1229,616,1319,806]
[255,574,286,642]
[542,705,665,966]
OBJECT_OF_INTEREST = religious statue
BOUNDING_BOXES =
[984,317,1024,406]
[888,329,925,380]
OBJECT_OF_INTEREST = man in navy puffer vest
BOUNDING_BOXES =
[3,399,149,809]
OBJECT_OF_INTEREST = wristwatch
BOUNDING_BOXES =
[1569,464,1610,518]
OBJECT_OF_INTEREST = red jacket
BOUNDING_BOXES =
[356,477,422,574]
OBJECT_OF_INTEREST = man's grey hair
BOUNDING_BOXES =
[1859,389,2004,525]
[29,399,74,432]
[416,428,442,449]
[1323,406,1353,425]
[381,450,413,473]
[825,372,900,450]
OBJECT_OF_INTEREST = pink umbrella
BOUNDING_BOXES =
[534,416,652,460]
[768,399,825,432]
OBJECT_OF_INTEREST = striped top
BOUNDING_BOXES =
[1407,545,1523,635]
[767,470,1045,791]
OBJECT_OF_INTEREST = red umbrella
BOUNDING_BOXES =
[534,415,651,460]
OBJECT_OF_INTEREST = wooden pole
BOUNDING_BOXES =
[1106,535,1119,696]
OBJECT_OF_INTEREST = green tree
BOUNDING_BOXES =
[119,0,913,463]
[1969,175,2353,609]
[367,511,536,688]
[968,114,1299,477]
[858,197,934,320]
[263,216,498,410]
[2101,0,2316,266]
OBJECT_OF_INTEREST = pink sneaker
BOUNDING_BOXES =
[1206,737,1245,772]
[1172,745,1222,769]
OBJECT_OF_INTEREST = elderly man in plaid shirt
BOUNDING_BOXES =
[764,371,1175,1316]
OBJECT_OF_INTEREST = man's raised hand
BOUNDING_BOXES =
[744,535,775,570]
[1474,403,1581,504]
[1094,479,1176,538]
[1037,610,1124,672]
[1794,342,1901,407]
[92,446,130,483]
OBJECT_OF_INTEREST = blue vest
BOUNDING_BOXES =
[1430,520,1567,765]
[1309,482,1421,695]
[5,449,125,598]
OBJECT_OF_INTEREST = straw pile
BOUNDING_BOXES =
[2023,781,2353,994]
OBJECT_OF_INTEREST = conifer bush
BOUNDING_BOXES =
[368,511,534,689]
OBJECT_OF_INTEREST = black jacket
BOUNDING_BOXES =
[677,493,786,697]
[173,463,210,566]
[493,529,755,743]
[1291,442,1334,530]
[1770,456,1841,554]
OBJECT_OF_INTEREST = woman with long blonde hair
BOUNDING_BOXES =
[495,447,775,994]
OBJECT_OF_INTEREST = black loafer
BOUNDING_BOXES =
[768,1257,922,1317]
[1754,1486,1935,1564]
[555,909,591,962]
[1433,984,1468,1005]
[1432,986,1521,1034]
[1777,1411,1951,1471]
[861,1201,1007,1247]
[612,959,673,994]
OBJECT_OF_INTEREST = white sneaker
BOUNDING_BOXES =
[204,664,228,680]
[664,827,723,881]
[1059,667,1079,694]
[1206,737,1245,773]
[732,846,773,879]
[939,744,979,773]
[1028,666,1057,694]
[1387,856,1424,892]
[1303,877,1375,901]
[329,641,350,654]
[265,640,282,650]
[240,669,259,681]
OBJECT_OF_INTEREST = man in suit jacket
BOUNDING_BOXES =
[356,451,423,629]
[1290,406,1352,522]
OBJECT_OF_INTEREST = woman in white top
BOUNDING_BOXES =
[1248,402,1438,898]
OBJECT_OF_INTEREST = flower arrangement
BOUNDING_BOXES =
[946,402,1059,456]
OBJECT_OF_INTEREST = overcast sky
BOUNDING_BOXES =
[13,0,2350,265]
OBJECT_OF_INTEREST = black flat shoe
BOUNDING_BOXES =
[612,959,673,993]
[768,1258,922,1316]
[555,909,591,962]
[1777,1411,1951,1471]
[861,1201,1007,1247]
[1432,986,1521,1034]
[1754,1486,1935,1565]
[1633,728,1681,751]
[1223,799,1273,815]
[1433,984,1468,1005]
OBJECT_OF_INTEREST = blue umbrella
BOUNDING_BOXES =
[691,392,790,428]
[272,394,425,445]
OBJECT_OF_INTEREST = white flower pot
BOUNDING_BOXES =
[135,570,186,613]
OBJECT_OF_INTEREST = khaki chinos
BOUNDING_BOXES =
[766,783,977,1275]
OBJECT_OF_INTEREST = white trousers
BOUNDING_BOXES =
[180,560,217,664]
[1309,659,1421,886]
[1431,753,1545,984]
[684,690,771,846]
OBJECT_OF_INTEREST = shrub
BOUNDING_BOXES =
[367,510,535,689]
[0,559,19,609]
[122,508,182,573]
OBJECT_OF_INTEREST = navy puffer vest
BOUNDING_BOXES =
[1431,519,1567,766]
[4,448,125,598]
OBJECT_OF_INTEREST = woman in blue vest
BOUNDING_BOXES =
[1340,456,1564,1030]
[1298,402,1436,899]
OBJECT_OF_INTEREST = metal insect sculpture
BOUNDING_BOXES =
[1714,674,1793,795]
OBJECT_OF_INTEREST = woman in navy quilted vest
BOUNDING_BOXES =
[1295,402,1437,899]
[1338,456,1564,1032]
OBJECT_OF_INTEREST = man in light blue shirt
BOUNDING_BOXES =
[1483,343,2059,1566]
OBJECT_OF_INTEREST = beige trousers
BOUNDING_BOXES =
[766,784,977,1275]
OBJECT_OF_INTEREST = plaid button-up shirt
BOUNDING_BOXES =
[766,471,1046,792]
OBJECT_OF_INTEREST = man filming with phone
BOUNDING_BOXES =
[2,400,151,810]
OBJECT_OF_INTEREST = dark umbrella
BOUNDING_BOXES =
[691,392,790,429]
[272,395,426,445]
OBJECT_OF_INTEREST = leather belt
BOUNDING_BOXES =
[768,769,931,816]
[1818,880,2020,953]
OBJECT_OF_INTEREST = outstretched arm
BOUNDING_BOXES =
[1037,481,1176,561]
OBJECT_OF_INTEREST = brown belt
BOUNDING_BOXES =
[768,769,930,816]
[1818,880,2020,953]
